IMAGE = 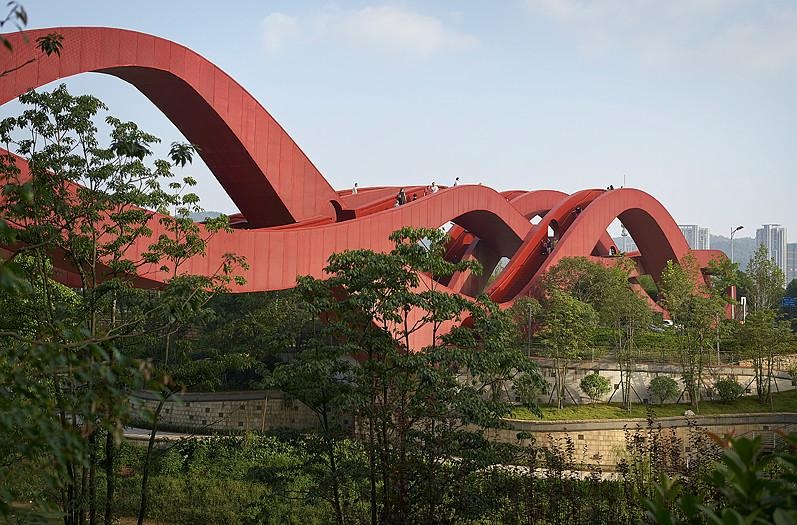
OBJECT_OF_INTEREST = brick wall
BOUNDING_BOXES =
[129,390,330,433]
[487,412,797,467]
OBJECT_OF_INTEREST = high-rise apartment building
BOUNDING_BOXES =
[755,224,787,284]
[678,224,710,250]
[787,243,797,286]
[698,227,710,250]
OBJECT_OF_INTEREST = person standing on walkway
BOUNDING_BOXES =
[352,182,358,195]
[397,188,407,205]
[430,182,439,193]
[453,177,460,187]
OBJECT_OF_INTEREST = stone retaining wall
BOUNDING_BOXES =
[130,391,796,470]
[488,412,797,468]
[529,360,794,405]
[130,390,328,433]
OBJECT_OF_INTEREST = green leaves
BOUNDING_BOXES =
[278,226,545,521]
[644,435,797,525]
[747,244,786,311]
[580,372,611,404]
[168,141,199,168]
[537,289,598,362]
[35,32,63,57]
[0,84,246,519]
[649,375,679,404]
[0,2,27,52]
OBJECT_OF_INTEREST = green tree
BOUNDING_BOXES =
[579,372,611,405]
[714,376,744,403]
[540,256,653,410]
[648,376,679,405]
[0,85,245,523]
[658,256,725,410]
[0,2,64,303]
[276,226,543,524]
[536,289,598,409]
[747,244,785,311]
[266,282,355,525]
[736,309,794,405]
[705,256,740,302]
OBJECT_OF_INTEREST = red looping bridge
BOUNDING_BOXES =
[0,28,726,317]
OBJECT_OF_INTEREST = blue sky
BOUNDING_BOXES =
[10,0,797,239]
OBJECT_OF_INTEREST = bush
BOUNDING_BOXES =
[644,434,797,524]
[715,376,744,403]
[648,376,679,405]
[580,372,611,404]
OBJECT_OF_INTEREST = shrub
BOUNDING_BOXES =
[715,376,744,403]
[644,434,797,524]
[580,372,611,404]
[649,376,679,405]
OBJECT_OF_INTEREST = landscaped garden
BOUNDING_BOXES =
[1,82,795,524]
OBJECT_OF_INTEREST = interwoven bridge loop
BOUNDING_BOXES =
[0,27,725,308]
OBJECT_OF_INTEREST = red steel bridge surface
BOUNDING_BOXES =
[0,27,726,320]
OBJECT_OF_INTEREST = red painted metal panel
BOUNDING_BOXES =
[153,38,170,71]
[136,33,155,67]
[0,26,728,348]
[212,70,228,121]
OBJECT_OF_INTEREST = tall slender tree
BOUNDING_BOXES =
[747,244,785,311]
[270,226,543,524]
[658,256,724,409]
[0,85,245,523]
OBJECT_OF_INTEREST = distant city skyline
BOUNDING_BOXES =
[4,0,794,239]
[678,224,710,250]
[616,221,797,280]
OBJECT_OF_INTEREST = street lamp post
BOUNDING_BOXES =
[730,225,744,264]
[730,225,744,320]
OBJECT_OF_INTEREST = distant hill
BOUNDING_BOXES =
[188,211,224,222]
[709,235,756,271]
[612,234,756,270]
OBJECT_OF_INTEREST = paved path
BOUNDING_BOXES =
[123,426,194,442]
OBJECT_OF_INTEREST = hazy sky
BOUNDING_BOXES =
[9,0,797,239]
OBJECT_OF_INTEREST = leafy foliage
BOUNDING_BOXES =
[747,244,785,311]
[649,376,680,405]
[643,434,797,525]
[537,256,655,410]
[579,372,611,404]
[735,309,794,404]
[714,377,744,403]
[0,85,246,523]
[658,256,726,409]
[266,226,543,524]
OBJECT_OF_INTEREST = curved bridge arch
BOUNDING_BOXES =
[0,27,338,227]
[0,26,726,347]
[526,188,705,296]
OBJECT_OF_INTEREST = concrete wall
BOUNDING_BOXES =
[528,359,794,406]
[488,412,797,468]
[130,390,328,433]
[129,391,796,471]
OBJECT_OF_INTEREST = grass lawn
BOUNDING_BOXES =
[510,388,797,421]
